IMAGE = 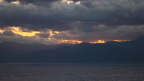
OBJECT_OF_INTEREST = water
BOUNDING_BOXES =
[0,63,144,81]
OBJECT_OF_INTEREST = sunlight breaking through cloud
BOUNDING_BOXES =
[0,0,3,2]
[10,27,40,36]
[0,27,132,45]
[11,1,20,5]
[62,0,80,5]
[90,40,106,44]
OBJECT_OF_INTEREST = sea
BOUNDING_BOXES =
[0,63,144,81]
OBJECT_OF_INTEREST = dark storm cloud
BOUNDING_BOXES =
[0,0,144,30]
[0,1,75,30]
[81,0,144,26]
[0,0,144,41]
[76,25,144,41]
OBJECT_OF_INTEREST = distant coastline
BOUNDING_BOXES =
[0,36,144,63]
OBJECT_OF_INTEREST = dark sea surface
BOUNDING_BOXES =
[0,63,144,81]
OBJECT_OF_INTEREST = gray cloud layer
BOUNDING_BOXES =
[0,0,144,42]
[0,31,15,36]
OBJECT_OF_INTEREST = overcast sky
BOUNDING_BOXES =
[0,0,144,44]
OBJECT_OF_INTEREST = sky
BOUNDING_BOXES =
[0,0,144,45]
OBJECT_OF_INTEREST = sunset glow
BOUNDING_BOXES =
[113,40,129,42]
[54,31,60,34]
[0,0,3,2]
[75,1,80,5]
[90,40,106,44]
[0,27,135,45]
[0,0,143,46]
[0,0,144,65]
[62,0,80,5]
[10,27,40,36]
[60,40,83,44]
[11,1,20,5]
[62,0,73,4]
[0,29,4,33]
[49,30,54,37]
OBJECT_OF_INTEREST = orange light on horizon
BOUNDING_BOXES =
[61,39,83,44]
[98,40,105,43]
[113,40,129,42]
[0,27,131,45]
[90,40,106,44]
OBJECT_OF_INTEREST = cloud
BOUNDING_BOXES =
[5,0,57,4]
[36,33,50,38]
[0,30,15,36]
[0,0,144,30]
[4,0,81,6]
[0,25,144,44]
[0,1,80,30]
[0,0,144,43]
[75,25,144,41]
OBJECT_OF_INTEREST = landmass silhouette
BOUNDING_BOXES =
[0,36,144,63]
